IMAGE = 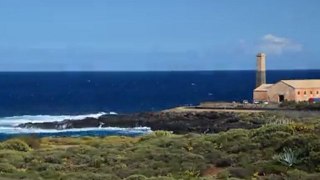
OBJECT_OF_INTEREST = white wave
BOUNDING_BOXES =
[0,112,152,137]
[0,126,151,135]
[0,112,111,127]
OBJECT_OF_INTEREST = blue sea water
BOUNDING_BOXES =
[0,70,319,138]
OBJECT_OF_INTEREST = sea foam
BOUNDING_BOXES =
[0,112,110,127]
[0,112,151,139]
[0,126,151,135]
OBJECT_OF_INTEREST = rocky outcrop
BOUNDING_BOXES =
[18,111,263,134]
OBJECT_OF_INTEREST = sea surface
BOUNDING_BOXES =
[0,70,319,138]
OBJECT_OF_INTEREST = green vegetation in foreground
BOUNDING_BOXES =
[1,112,320,179]
[280,101,320,110]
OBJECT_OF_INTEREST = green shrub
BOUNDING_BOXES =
[0,163,17,173]
[0,170,42,180]
[251,124,293,138]
[255,161,287,175]
[139,131,174,142]
[30,162,65,172]
[89,156,103,168]
[286,169,309,180]
[18,135,41,149]
[264,174,284,180]
[182,169,200,178]
[216,170,230,179]
[61,172,120,180]
[124,174,148,180]
[278,134,317,155]
[207,129,254,153]
[44,154,64,164]
[39,169,61,179]
[304,173,320,180]
[227,167,252,179]
[199,177,217,180]
[2,116,320,179]
[148,176,176,180]
[0,150,27,168]
[251,125,293,149]
[215,158,232,167]
[2,139,31,152]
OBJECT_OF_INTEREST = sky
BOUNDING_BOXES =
[0,0,319,71]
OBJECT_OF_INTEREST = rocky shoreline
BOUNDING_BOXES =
[18,111,264,134]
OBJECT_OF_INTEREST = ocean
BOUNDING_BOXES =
[0,70,319,138]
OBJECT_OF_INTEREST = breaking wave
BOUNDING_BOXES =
[0,112,111,127]
[0,126,151,140]
[0,112,151,139]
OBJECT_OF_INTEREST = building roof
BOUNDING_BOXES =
[281,79,320,89]
[254,84,273,91]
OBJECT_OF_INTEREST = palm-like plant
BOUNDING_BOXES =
[273,148,300,167]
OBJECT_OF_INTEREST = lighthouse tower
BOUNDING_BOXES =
[256,53,266,88]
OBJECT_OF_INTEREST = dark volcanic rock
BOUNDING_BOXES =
[18,111,262,134]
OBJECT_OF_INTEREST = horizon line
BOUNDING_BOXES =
[0,69,319,73]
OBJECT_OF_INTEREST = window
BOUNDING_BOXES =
[297,91,300,95]
[304,91,307,95]
[317,91,319,94]
[310,91,313,94]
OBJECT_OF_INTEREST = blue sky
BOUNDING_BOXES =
[0,0,319,71]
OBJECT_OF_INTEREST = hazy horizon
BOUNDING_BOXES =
[1,69,320,73]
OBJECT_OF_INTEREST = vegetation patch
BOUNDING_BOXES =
[1,112,320,179]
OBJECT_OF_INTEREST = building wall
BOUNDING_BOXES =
[266,82,296,102]
[253,91,268,102]
[294,88,320,102]
[253,84,320,103]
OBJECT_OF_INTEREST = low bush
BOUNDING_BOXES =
[286,169,309,180]
[251,125,293,149]
[280,101,320,111]
[216,170,230,179]
[227,167,252,179]
[60,172,121,180]
[0,163,17,173]
[255,161,288,175]
[124,174,148,180]
[215,158,232,167]
[1,111,320,179]
[18,135,41,149]
[0,150,28,168]
[139,131,173,142]
[2,139,31,152]
[148,176,176,180]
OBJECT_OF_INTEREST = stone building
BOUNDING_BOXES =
[253,53,320,103]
